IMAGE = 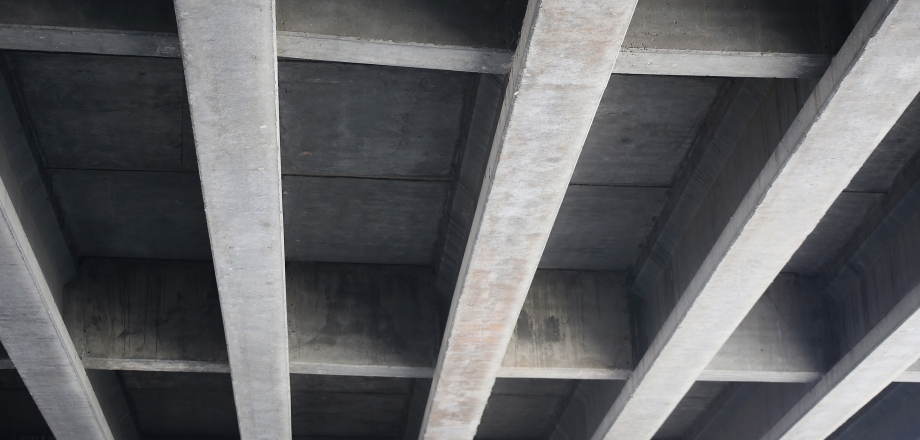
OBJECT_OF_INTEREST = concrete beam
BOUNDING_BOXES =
[418,0,636,436]
[0,0,836,79]
[173,1,290,438]
[585,0,920,437]
[0,55,136,440]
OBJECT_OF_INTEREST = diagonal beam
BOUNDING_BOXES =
[587,0,920,438]
[173,1,290,438]
[418,0,638,438]
[0,54,137,440]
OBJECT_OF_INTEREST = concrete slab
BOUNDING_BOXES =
[784,192,884,274]
[540,186,669,271]
[49,169,210,260]
[572,76,726,187]
[283,176,448,265]
[279,60,473,180]
[6,52,193,173]
[848,94,920,193]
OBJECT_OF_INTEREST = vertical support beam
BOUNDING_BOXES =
[0,54,137,440]
[174,1,290,438]
[588,0,920,438]
[419,0,638,438]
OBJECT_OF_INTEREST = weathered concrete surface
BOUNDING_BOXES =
[477,379,575,439]
[434,75,505,301]
[0,53,141,440]
[174,0,291,438]
[572,76,726,187]
[0,369,53,435]
[656,382,731,439]
[783,192,883,274]
[282,177,449,265]
[419,0,638,436]
[540,186,669,271]
[49,170,211,260]
[701,275,832,383]
[589,0,920,435]
[500,271,632,380]
[278,61,474,180]
[51,258,857,383]
[827,383,920,440]
[5,52,193,173]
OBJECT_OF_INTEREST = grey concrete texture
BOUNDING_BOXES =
[49,169,211,260]
[421,0,641,435]
[826,383,920,440]
[0,50,125,440]
[592,0,920,431]
[276,0,526,50]
[174,1,291,439]
[279,60,474,180]
[540,186,669,271]
[572,75,726,186]
[5,52,195,173]
[501,271,633,379]
[0,0,178,33]
[655,382,730,439]
[120,371,417,438]
[783,192,884,274]
[624,0,827,55]
[282,177,449,265]
[0,370,52,436]
[477,379,575,440]
[847,93,920,193]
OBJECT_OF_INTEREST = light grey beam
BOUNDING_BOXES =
[0,24,829,78]
[761,274,920,440]
[173,1,290,439]
[418,0,637,438]
[589,0,920,438]
[0,57,136,440]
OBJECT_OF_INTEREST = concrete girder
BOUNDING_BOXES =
[173,0,291,438]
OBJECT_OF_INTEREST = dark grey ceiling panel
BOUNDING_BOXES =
[283,176,449,265]
[279,60,474,180]
[0,370,52,436]
[6,52,194,173]
[540,185,670,270]
[49,169,211,260]
[121,371,239,438]
[0,0,177,33]
[572,75,726,187]
[654,381,729,439]
[848,95,920,193]
[784,192,884,274]
[477,378,575,440]
[290,375,412,438]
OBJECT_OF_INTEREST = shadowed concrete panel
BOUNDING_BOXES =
[847,95,920,193]
[540,186,669,271]
[282,176,449,265]
[0,53,138,440]
[0,369,53,435]
[783,192,883,274]
[286,262,440,376]
[279,61,473,180]
[572,76,726,187]
[501,271,633,380]
[420,0,639,435]
[48,169,210,260]
[586,0,920,435]
[175,0,291,438]
[477,379,575,440]
[655,382,729,439]
[827,383,920,440]
[5,52,194,173]
[0,0,178,33]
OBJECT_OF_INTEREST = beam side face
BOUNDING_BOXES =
[419,0,637,438]
[173,1,291,438]
[594,0,920,438]
[0,60,112,439]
